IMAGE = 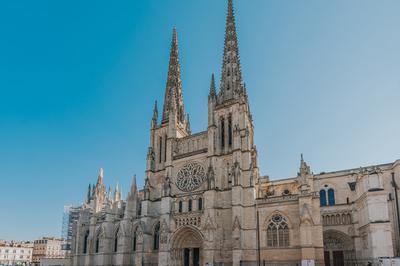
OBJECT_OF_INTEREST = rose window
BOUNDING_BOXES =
[176,162,206,192]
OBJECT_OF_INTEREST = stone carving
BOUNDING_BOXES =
[160,219,169,244]
[163,174,171,197]
[232,161,241,186]
[207,163,215,190]
[176,162,206,192]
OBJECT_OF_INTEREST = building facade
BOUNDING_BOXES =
[32,237,66,265]
[0,241,33,265]
[71,0,400,265]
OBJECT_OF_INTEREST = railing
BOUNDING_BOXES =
[173,132,208,159]
[257,195,299,204]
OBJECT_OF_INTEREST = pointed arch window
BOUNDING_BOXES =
[319,189,327,206]
[178,201,183,213]
[159,136,162,163]
[328,188,335,206]
[133,228,137,252]
[228,115,232,147]
[266,214,289,247]
[114,227,119,252]
[220,117,225,149]
[188,199,192,212]
[95,236,100,253]
[153,223,160,250]
[164,134,167,162]
[198,198,203,211]
[83,230,89,254]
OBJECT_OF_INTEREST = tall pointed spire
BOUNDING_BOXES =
[162,28,185,124]
[219,0,243,101]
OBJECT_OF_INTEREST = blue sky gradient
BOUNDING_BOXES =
[1,0,399,241]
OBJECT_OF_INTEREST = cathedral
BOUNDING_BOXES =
[71,1,400,265]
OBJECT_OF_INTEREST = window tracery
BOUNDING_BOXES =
[176,162,206,192]
[266,214,289,247]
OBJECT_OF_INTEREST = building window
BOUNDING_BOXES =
[266,214,289,248]
[83,231,89,254]
[179,201,183,213]
[188,199,192,212]
[328,188,335,206]
[159,136,162,163]
[164,134,167,162]
[220,118,225,149]
[114,228,119,252]
[198,198,203,211]
[95,236,99,253]
[319,190,327,206]
[133,229,137,252]
[228,115,232,147]
[153,223,160,250]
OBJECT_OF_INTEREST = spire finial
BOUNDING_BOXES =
[162,27,185,124]
[219,0,243,101]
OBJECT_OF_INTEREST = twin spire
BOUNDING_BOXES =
[162,28,186,124]
[159,0,244,125]
[219,0,243,99]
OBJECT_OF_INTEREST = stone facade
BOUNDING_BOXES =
[70,0,400,265]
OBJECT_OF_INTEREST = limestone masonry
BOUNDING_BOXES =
[70,1,400,265]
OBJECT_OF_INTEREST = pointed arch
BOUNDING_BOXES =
[264,212,290,248]
[153,222,160,250]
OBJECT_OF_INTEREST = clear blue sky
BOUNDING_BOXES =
[1,0,399,241]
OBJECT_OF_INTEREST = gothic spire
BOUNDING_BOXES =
[162,28,185,124]
[219,0,243,100]
[87,184,91,203]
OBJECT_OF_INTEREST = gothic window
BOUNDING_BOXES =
[198,198,203,211]
[159,136,162,163]
[114,227,119,252]
[328,188,335,206]
[220,118,225,149]
[188,199,192,212]
[153,223,160,250]
[95,237,100,253]
[164,134,167,162]
[179,201,183,213]
[319,189,327,206]
[83,230,89,254]
[133,228,137,252]
[266,214,289,248]
[228,115,232,147]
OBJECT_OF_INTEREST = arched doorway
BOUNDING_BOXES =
[170,226,203,266]
[323,230,355,266]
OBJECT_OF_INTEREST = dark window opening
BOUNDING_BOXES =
[159,136,162,163]
[188,199,192,212]
[153,223,160,250]
[164,135,167,162]
[83,231,89,254]
[228,116,232,147]
[198,198,203,211]
[221,118,225,149]
[179,201,183,213]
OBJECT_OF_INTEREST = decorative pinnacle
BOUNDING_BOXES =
[209,73,216,97]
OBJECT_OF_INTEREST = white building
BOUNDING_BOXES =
[0,241,33,266]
